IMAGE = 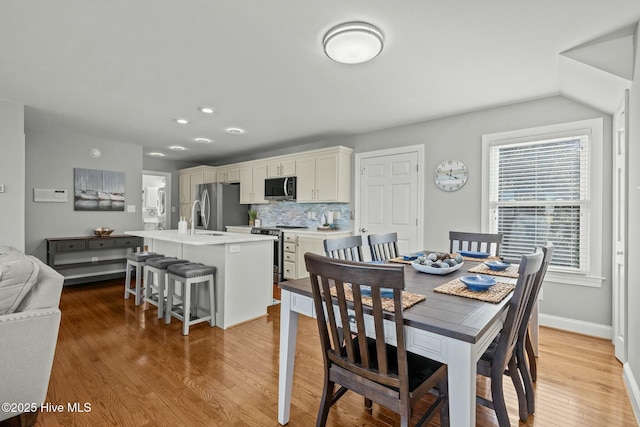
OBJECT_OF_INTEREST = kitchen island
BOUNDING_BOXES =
[125,229,277,329]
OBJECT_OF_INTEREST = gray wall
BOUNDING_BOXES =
[221,95,613,327]
[0,99,25,251]
[25,129,144,261]
[625,21,640,418]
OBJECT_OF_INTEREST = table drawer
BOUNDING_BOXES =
[54,240,86,252]
[115,238,140,248]
[88,239,115,250]
[283,243,296,253]
[284,234,296,243]
[283,252,296,262]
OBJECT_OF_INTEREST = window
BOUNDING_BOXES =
[482,119,603,285]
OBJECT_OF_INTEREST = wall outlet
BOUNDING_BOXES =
[127,205,136,213]
[311,212,317,220]
[333,211,340,220]
[307,212,312,219]
[171,206,176,212]
[0,184,4,193]
[91,256,98,262]
[229,245,240,253]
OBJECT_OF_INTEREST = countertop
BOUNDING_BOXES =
[125,229,277,245]
[225,224,352,235]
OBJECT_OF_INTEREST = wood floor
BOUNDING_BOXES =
[33,279,637,426]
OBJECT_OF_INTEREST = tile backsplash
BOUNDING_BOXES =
[251,202,351,230]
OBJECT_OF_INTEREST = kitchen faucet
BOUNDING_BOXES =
[190,199,203,235]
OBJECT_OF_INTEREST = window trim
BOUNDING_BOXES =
[481,118,604,288]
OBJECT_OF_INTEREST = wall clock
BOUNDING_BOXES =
[434,160,468,192]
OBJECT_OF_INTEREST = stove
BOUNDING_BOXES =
[250,225,308,283]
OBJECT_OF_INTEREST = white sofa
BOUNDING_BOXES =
[0,246,63,424]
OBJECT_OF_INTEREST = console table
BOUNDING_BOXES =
[46,235,143,285]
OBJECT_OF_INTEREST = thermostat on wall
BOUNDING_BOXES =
[33,188,68,203]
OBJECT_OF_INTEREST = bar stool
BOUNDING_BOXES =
[165,262,216,335]
[144,257,189,318]
[124,252,164,305]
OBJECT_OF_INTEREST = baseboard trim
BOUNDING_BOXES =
[623,363,640,426]
[539,313,611,339]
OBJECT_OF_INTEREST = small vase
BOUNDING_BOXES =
[249,220,255,226]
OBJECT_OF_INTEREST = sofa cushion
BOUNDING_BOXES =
[0,254,40,315]
[17,256,64,311]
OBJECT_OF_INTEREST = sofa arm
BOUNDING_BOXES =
[0,308,61,422]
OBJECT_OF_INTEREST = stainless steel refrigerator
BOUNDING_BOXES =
[194,183,246,231]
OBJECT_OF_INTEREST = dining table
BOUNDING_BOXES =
[277,254,524,426]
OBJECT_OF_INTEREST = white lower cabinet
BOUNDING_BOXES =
[283,231,352,280]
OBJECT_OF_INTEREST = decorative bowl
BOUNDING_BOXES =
[350,285,394,298]
[484,261,511,271]
[460,275,497,291]
[411,260,464,275]
[459,250,491,259]
[93,227,114,237]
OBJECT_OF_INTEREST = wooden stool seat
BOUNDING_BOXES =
[124,252,164,305]
[144,257,189,318]
[165,262,216,335]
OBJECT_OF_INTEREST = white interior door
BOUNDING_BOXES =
[613,91,628,363]
[355,146,423,257]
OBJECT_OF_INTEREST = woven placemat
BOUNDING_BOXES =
[329,285,426,313]
[434,279,514,303]
[468,263,519,278]
[388,257,414,265]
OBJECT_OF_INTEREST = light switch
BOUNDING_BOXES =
[127,205,136,213]
[229,245,240,253]
[0,184,4,193]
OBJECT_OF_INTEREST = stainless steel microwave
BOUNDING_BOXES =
[264,177,296,201]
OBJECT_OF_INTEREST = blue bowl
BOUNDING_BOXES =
[460,275,497,291]
[484,261,511,271]
[402,252,424,261]
[459,250,491,258]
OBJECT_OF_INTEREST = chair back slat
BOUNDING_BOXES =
[518,244,554,343]
[449,231,503,256]
[324,235,365,262]
[493,251,543,373]
[367,232,400,261]
[305,253,406,389]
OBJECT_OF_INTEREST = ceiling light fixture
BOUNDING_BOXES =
[174,118,190,125]
[199,107,215,114]
[226,128,245,134]
[323,22,384,64]
[169,145,186,151]
[149,152,166,157]
[194,137,213,143]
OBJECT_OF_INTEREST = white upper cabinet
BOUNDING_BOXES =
[239,164,267,204]
[217,167,240,183]
[295,147,351,203]
[267,159,296,178]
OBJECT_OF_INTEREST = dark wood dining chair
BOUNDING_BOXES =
[367,232,400,261]
[476,250,543,427]
[304,253,449,427]
[323,235,365,261]
[449,231,503,256]
[517,243,554,416]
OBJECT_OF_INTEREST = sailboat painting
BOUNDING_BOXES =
[74,168,125,211]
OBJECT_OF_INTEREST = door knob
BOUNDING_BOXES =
[360,228,367,233]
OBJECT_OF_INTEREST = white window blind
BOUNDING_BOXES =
[488,134,590,271]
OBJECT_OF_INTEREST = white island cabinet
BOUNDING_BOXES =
[125,229,276,329]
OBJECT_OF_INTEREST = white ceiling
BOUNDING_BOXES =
[1,1,638,163]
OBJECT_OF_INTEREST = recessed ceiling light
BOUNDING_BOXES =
[199,107,215,114]
[194,137,213,143]
[149,152,166,157]
[323,22,384,64]
[169,145,186,151]
[174,118,190,125]
[226,127,245,134]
